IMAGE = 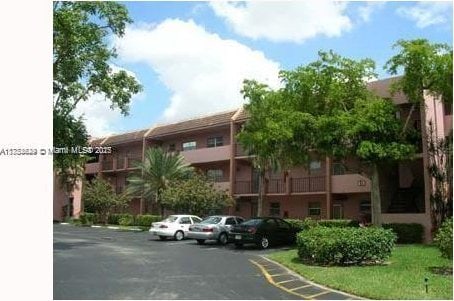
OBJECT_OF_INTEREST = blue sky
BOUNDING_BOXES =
[73,1,453,138]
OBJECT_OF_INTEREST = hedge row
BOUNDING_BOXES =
[297,226,396,265]
[284,218,359,231]
[382,223,424,244]
[79,213,162,226]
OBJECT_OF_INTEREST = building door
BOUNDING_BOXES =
[332,204,343,219]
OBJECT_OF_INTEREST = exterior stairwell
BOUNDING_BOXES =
[387,188,421,213]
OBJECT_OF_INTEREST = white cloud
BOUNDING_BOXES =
[357,2,385,23]
[209,1,352,43]
[397,1,453,28]
[114,19,281,122]
[73,65,144,138]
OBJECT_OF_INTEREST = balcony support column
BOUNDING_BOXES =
[325,156,332,219]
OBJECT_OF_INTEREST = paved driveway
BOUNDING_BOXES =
[54,224,301,300]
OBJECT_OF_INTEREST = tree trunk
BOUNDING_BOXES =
[371,163,382,226]
[257,171,265,217]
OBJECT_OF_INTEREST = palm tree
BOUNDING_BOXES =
[126,147,193,215]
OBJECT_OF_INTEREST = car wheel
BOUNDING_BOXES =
[218,233,228,245]
[174,231,184,241]
[258,236,270,249]
[234,242,243,248]
[159,236,167,241]
[196,239,205,245]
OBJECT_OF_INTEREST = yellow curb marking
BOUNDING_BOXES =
[275,279,299,285]
[307,290,330,299]
[289,284,312,291]
[249,259,312,299]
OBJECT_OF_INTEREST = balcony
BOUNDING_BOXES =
[180,145,230,164]
[267,179,285,194]
[101,155,141,172]
[234,144,253,157]
[126,155,141,169]
[213,181,230,192]
[331,174,370,194]
[85,162,100,174]
[291,176,325,193]
[102,160,114,171]
[234,181,259,195]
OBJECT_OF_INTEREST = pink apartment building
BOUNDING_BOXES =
[53,77,453,241]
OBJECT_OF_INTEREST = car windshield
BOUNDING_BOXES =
[241,219,263,226]
[162,216,178,223]
[200,216,222,224]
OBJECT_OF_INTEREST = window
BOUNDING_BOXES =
[275,219,290,229]
[182,141,196,151]
[225,217,236,225]
[207,136,223,148]
[168,144,175,152]
[235,217,244,224]
[359,200,371,213]
[179,217,192,224]
[190,216,202,223]
[332,163,346,175]
[269,202,280,216]
[308,202,321,216]
[309,160,322,171]
[207,169,223,182]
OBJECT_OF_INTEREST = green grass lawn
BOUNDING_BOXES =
[268,245,452,300]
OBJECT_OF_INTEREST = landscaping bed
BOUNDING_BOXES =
[268,245,452,300]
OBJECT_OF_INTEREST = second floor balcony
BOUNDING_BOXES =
[101,154,142,172]
[180,145,230,164]
[234,176,326,195]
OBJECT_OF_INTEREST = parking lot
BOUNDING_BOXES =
[54,224,302,300]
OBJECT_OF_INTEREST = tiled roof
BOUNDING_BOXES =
[367,76,408,104]
[88,137,105,146]
[146,110,237,138]
[102,129,148,146]
[233,106,249,121]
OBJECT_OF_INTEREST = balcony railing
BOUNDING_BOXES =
[234,181,259,194]
[127,155,141,169]
[117,157,126,169]
[102,160,113,171]
[267,179,285,194]
[291,176,325,193]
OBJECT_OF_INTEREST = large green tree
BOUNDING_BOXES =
[83,178,129,224]
[126,148,193,215]
[53,1,142,204]
[161,173,234,217]
[385,39,453,230]
[239,51,415,225]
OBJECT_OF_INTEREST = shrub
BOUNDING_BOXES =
[118,214,134,226]
[383,223,424,244]
[297,226,396,265]
[135,215,162,227]
[284,218,358,231]
[318,219,359,228]
[284,219,307,231]
[108,213,134,225]
[79,213,95,225]
[434,218,453,259]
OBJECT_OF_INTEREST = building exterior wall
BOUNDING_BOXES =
[54,78,448,242]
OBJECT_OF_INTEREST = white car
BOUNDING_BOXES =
[149,215,202,241]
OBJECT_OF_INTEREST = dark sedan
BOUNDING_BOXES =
[228,217,298,249]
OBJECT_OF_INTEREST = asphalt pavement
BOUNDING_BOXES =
[53,224,301,300]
